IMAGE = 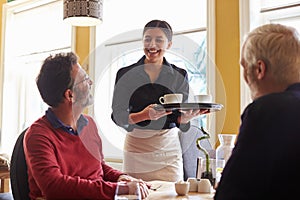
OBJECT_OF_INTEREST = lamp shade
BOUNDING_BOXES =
[63,0,103,26]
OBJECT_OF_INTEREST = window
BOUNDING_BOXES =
[0,0,72,155]
[93,0,214,160]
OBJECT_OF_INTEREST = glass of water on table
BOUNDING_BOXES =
[115,181,141,200]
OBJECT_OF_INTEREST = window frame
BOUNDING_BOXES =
[0,0,74,155]
[239,0,300,113]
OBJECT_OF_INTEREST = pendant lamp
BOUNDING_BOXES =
[63,0,103,26]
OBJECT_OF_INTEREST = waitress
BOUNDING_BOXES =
[111,19,204,181]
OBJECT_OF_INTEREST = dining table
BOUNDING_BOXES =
[146,180,215,200]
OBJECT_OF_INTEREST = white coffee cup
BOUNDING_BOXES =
[159,93,183,104]
[175,181,190,196]
[194,94,212,103]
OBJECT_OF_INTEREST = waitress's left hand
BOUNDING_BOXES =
[178,109,209,124]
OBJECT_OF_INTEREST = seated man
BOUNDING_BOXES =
[24,52,149,199]
[215,24,300,199]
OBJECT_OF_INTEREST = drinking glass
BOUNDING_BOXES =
[114,181,141,200]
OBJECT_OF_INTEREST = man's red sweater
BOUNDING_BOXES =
[24,115,123,200]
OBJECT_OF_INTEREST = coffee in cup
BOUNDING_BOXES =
[194,94,212,103]
[159,93,183,104]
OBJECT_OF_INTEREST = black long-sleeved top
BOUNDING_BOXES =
[111,56,190,132]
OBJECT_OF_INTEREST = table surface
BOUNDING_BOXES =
[146,181,214,200]
[0,170,9,179]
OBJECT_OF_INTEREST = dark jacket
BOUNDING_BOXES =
[215,83,300,200]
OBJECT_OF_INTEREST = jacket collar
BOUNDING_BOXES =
[135,55,176,75]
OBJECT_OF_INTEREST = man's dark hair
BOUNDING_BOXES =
[36,52,78,107]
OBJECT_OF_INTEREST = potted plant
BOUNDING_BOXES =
[196,126,215,186]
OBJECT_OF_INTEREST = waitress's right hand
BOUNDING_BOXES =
[128,104,172,124]
[147,104,172,120]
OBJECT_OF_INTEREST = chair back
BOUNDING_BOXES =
[10,128,30,200]
[179,125,215,180]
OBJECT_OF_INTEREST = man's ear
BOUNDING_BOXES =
[64,89,73,101]
[256,60,266,80]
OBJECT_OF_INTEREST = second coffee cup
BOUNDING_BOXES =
[194,94,212,103]
[159,93,183,104]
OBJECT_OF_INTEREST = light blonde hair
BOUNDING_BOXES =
[243,23,300,84]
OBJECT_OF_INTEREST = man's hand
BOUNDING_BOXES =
[117,175,150,199]
[117,174,135,182]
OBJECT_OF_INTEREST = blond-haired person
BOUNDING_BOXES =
[215,24,300,200]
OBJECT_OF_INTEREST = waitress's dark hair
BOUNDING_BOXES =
[143,20,173,41]
[36,52,78,107]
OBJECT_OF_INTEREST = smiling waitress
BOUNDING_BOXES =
[111,20,205,181]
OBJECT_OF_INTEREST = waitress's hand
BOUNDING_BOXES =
[178,109,209,124]
[147,104,172,120]
[128,104,172,124]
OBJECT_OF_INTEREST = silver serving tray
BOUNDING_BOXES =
[154,103,223,112]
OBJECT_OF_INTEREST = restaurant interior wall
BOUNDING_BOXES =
[215,0,240,140]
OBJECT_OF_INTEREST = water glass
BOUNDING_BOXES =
[114,181,141,200]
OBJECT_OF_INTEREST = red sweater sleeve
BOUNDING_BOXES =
[102,161,125,182]
[24,116,124,200]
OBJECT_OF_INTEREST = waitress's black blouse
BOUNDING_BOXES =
[111,56,190,132]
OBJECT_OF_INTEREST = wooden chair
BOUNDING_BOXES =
[0,170,10,193]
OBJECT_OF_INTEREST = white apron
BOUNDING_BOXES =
[123,128,183,182]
